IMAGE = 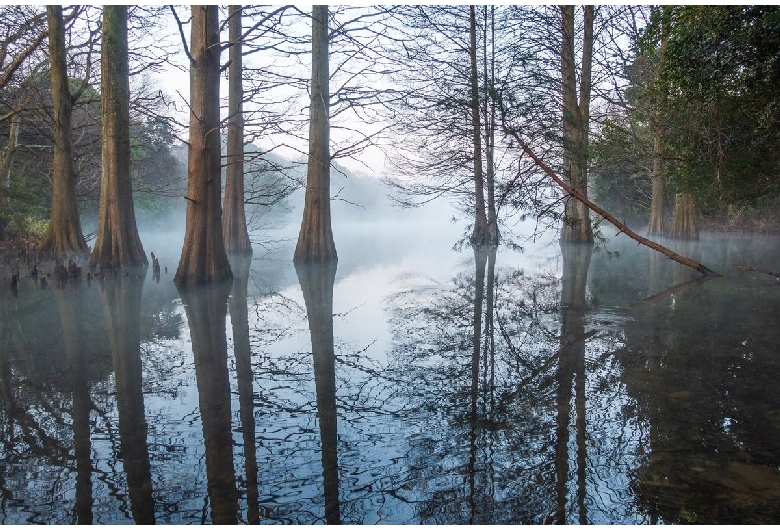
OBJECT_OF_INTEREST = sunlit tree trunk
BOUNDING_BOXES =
[560,5,594,244]
[668,192,699,240]
[294,5,337,263]
[39,5,88,256]
[174,6,232,285]
[469,5,489,244]
[223,6,252,255]
[91,6,147,270]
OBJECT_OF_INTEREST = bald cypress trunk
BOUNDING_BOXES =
[223,6,252,255]
[91,6,147,270]
[469,5,489,244]
[560,5,594,244]
[174,6,232,285]
[39,5,88,257]
[647,134,666,236]
[294,5,336,263]
[668,192,699,240]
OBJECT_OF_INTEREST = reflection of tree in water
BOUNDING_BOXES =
[384,244,643,524]
[178,282,238,524]
[99,271,155,524]
[618,270,780,524]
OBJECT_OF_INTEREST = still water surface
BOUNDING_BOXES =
[1,215,780,524]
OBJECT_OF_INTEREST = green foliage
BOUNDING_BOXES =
[657,6,780,208]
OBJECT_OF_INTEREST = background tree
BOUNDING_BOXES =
[294,5,336,263]
[559,5,594,244]
[91,5,147,269]
[174,5,232,285]
[222,5,252,255]
[38,5,88,256]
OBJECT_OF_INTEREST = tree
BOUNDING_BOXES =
[38,5,88,256]
[294,5,336,263]
[560,5,594,244]
[468,5,489,245]
[174,5,232,285]
[91,5,147,270]
[222,5,252,255]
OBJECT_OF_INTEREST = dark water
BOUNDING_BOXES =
[1,218,780,524]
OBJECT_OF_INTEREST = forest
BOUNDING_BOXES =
[1,5,778,282]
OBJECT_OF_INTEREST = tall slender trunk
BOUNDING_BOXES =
[483,6,499,245]
[668,192,699,240]
[39,5,88,256]
[560,5,594,244]
[294,5,336,263]
[0,113,20,239]
[648,15,668,237]
[223,6,252,254]
[91,5,147,270]
[469,5,489,244]
[174,6,232,285]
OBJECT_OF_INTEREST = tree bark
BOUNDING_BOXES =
[668,192,699,240]
[560,5,594,244]
[294,5,337,263]
[484,6,499,245]
[91,6,147,270]
[0,113,20,239]
[647,133,666,235]
[469,5,489,244]
[174,6,233,285]
[223,6,252,255]
[39,5,88,257]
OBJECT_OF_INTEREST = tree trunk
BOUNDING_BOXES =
[39,5,88,257]
[647,16,668,237]
[668,192,699,240]
[294,5,337,263]
[647,134,666,235]
[484,6,499,245]
[469,5,489,244]
[560,5,594,244]
[174,6,232,285]
[91,6,147,270]
[223,6,252,255]
[0,113,20,239]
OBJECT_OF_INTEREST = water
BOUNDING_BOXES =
[1,214,780,524]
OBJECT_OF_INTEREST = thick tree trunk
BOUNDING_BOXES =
[560,6,594,244]
[91,6,147,270]
[469,5,489,244]
[39,6,88,257]
[223,6,252,255]
[668,192,699,240]
[174,6,232,285]
[647,134,666,235]
[294,5,336,263]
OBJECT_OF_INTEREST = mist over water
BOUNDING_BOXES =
[2,195,780,523]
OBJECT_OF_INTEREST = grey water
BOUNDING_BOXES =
[1,209,780,524]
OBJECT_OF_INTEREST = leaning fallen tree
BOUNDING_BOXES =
[500,110,720,277]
